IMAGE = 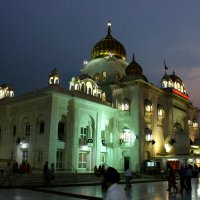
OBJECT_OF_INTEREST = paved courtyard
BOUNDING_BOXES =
[0,179,200,199]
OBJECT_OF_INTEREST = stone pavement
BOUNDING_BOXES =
[0,178,200,199]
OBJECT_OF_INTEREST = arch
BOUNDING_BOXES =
[10,119,17,136]
[21,116,31,140]
[162,80,167,88]
[94,73,99,81]
[168,80,173,87]
[144,99,153,112]
[57,115,67,141]
[157,104,164,117]
[36,114,45,134]
[70,85,74,90]
[102,71,107,80]
[74,84,79,91]
[81,83,85,92]
[79,115,95,142]
[123,98,130,111]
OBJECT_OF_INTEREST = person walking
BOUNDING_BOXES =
[179,164,188,193]
[1,161,12,186]
[185,164,193,191]
[102,167,127,200]
[167,163,177,193]
[124,167,132,190]
[43,161,50,185]
[50,163,55,181]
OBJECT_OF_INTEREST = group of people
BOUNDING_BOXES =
[94,165,106,177]
[166,163,197,193]
[43,161,55,185]
[0,160,31,186]
[12,161,32,174]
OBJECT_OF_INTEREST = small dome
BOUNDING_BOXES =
[121,54,148,82]
[162,74,170,81]
[125,54,143,75]
[169,71,182,84]
[91,21,126,60]
[49,68,59,77]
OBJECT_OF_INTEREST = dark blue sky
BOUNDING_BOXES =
[1,1,200,106]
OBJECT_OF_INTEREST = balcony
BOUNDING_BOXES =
[79,138,93,146]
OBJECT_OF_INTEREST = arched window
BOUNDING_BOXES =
[94,73,99,81]
[102,71,107,80]
[144,99,153,113]
[75,84,79,90]
[168,80,173,87]
[70,85,74,90]
[180,85,184,93]
[174,82,177,90]
[81,84,85,92]
[123,98,130,111]
[57,115,66,141]
[188,118,192,126]
[102,93,106,101]
[86,82,92,95]
[144,128,155,145]
[36,115,45,134]
[120,127,131,143]
[162,80,167,88]
[88,87,92,95]
[79,115,95,145]
[157,104,164,118]
[177,82,181,91]
[193,119,198,128]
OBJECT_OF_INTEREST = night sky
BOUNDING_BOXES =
[1,1,200,107]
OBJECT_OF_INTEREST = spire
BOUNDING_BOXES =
[132,53,135,61]
[107,20,111,35]
[173,70,175,75]
[164,60,168,75]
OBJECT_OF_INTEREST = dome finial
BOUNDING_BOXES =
[107,20,111,35]
[132,53,135,61]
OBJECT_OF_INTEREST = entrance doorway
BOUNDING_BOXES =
[124,156,130,170]
[22,150,28,163]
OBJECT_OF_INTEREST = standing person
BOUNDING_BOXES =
[26,163,32,173]
[43,161,50,185]
[179,164,188,193]
[124,167,132,190]
[50,163,55,181]
[185,164,193,191]
[1,161,12,186]
[167,163,177,193]
[102,167,127,200]
[101,165,106,176]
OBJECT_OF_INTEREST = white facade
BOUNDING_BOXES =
[0,22,199,173]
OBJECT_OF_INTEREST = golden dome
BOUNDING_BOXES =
[91,21,126,60]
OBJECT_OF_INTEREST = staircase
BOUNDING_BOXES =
[2,172,103,186]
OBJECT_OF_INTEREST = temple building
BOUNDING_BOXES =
[0,21,199,173]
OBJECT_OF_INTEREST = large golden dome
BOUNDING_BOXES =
[91,21,126,60]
